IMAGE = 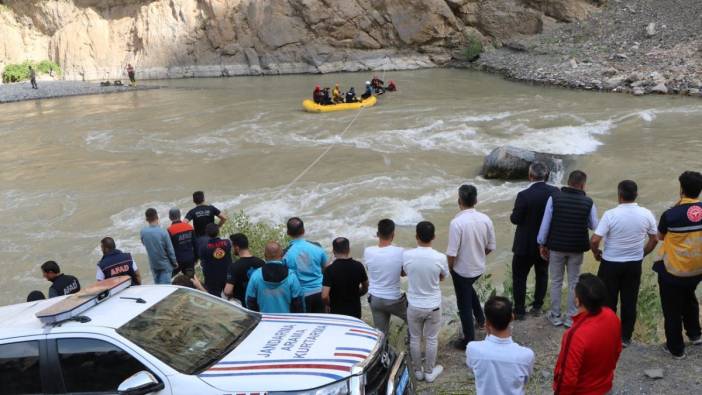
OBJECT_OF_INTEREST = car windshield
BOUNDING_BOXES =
[117,288,259,374]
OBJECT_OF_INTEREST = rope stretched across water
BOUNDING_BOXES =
[273,57,390,199]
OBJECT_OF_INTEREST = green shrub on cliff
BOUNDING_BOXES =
[218,211,290,258]
[465,35,483,62]
[2,61,31,83]
[2,60,62,83]
[36,60,61,76]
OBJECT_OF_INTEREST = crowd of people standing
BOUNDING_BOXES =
[31,167,702,394]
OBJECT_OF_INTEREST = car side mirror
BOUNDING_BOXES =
[118,371,165,395]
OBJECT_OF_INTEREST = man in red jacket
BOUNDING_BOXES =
[553,273,622,395]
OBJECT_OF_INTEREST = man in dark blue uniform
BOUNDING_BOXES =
[41,261,81,297]
[96,237,141,285]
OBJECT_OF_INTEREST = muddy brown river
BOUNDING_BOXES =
[1,69,701,305]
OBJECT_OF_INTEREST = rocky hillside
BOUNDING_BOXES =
[0,0,603,80]
[476,0,702,96]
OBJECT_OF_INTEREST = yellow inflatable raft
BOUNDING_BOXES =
[302,96,377,113]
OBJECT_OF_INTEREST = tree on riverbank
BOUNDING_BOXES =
[2,60,61,83]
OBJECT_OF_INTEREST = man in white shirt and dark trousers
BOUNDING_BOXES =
[590,180,658,347]
[363,219,407,335]
[467,296,535,395]
[403,221,448,383]
[447,185,496,349]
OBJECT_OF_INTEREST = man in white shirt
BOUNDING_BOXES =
[363,219,407,335]
[467,296,534,395]
[403,221,448,383]
[590,180,658,347]
[447,184,496,349]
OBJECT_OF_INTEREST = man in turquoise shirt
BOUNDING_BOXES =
[282,217,329,313]
[246,241,304,313]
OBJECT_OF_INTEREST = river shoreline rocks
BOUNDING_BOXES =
[0,81,158,104]
[472,0,702,98]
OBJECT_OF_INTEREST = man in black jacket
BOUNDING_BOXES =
[538,170,599,328]
[510,162,559,320]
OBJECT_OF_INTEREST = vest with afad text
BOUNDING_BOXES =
[547,187,593,253]
[98,250,137,284]
[659,198,702,277]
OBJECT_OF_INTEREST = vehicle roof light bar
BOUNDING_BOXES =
[36,276,132,325]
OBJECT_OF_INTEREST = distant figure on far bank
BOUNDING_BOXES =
[167,207,197,278]
[322,237,368,318]
[140,208,177,284]
[590,180,658,348]
[467,296,535,395]
[97,237,141,285]
[447,184,495,350]
[246,241,304,313]
[553,274,621,394]
[538,170,598,328]
[126,63,136,86]
[29,65,38,89]
[41,261,81,297]
[654,171,702,359]
[283,217,329,313]
[510,162,559,320]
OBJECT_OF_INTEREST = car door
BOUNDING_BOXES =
[0,337,51,395]
[47,334,172,395]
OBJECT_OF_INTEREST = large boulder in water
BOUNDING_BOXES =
[482,146,566,181]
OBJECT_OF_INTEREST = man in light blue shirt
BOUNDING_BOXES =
[140,208,177,284]
[282,217,329,313]
[247,241,304,313]
[467,296,534,395]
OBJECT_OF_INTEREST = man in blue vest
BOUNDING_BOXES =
[538,170,599,328]
[282,217,329,313]
[246,241,304,313]
[96,237,141,285]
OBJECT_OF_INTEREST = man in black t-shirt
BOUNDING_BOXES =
[224,233,264,305]
[185,190,228,239]
[322,237,368,318]
[41,261,81,298]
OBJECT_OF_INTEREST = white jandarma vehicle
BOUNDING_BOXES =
[0,276,412,395]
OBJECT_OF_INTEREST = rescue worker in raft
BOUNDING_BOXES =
[321,87,333,105]
[371,75,385,94]
[346,87,358,103]
[313,85,323,104]
[362,81,373,100]
[332,83,344,104]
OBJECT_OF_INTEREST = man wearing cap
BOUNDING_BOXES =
[167,207,197,278]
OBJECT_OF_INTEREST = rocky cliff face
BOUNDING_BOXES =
[0,0,602,80]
